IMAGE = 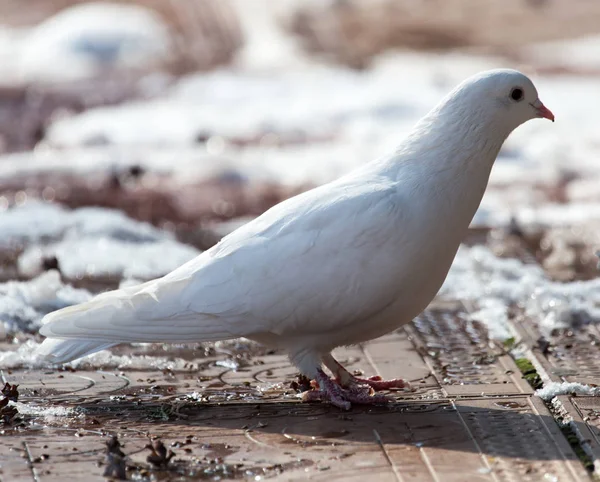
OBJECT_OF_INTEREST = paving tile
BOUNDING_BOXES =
[407,310,533,397]
[552,395,600,479]
[0,440,34,482]
[456,397,589,481]
[517,317,600,386]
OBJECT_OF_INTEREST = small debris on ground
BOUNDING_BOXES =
[0,383,20,425]
[145,439,175,467]
[102,435,127,480]
[290,374,313,393]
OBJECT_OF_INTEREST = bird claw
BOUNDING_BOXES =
[351,375,412,391]
[301,369,393,410]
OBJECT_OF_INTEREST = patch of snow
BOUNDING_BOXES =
[19,2,172,82]
[0,202,165,247]
[0,271,91,334]
[19,236,198,280]
[0,201,200,280]
[0,27,27,85]
[536,381,600,401]
[15,402,76,419]
[567,177,600,203]
[468,298,513,341]
[0,147,217,182]
[441,246,600,340]
[0,202,73,248]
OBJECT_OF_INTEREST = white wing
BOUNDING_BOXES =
[40,172,408,343]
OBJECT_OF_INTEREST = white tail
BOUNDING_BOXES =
[37,277,237,363]
[37,338,117,364]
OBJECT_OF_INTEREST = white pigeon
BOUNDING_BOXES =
[38,69,554,409]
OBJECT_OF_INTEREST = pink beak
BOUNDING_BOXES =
[535,100,555,122]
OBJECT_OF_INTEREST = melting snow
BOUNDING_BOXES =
[15,402,76,419]
[0,201,200,280]
[441,246,600,340]
[19,236,198,280]
[18,2,171,82]
[0,271,91,334]
[536,382,600,401]
[0,201,165,247]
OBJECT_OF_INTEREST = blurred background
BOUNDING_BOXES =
[1,0,600,338]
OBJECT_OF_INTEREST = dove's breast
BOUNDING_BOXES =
[334,220,464,346]
[331,172,483,346]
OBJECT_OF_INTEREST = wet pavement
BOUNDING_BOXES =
[0,300,597,481]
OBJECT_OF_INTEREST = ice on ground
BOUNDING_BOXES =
[18,2,172,82]
[441,246,600,340]
[0,201,200,280]
[0,271,91,334]
[536,381,600,401]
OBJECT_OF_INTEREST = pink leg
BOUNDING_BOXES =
[322,354,412,391]
[302,369,391,410]
[352,375,410,391]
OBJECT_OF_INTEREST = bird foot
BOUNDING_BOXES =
[301,369,392,410]
[351,375,412,391]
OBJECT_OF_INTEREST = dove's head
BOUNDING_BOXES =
[445,69,554,133]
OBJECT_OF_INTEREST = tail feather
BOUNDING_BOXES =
[37,338,117,364]
[37,278,237,364]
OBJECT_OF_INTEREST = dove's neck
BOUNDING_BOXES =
[401,100,512,176]
[385,106,513,232]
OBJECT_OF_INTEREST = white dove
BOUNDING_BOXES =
[38,69,554,409]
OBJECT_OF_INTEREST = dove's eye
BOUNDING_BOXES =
[510,87,524,102]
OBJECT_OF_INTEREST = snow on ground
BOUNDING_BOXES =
[441,245,600,341]
[14,399,77,419]
[0,201,200,280]
[0,202,198,335]
[0,2,171,83]
[0,271,91,335]
[536,381,600,401]
[0,201,164,247]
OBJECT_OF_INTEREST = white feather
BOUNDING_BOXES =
[37,339,117,364]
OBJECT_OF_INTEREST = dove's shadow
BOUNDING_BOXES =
[79,399,587,464]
